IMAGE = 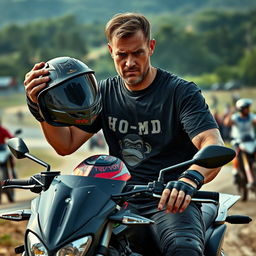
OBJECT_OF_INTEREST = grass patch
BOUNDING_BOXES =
[203,88,256,113]
[15,148,64,178]
[0,234,15,246]
[0,92,26,109]
[0,219,27,249]
[5,111,40,128]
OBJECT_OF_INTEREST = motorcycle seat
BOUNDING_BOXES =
[201,203,218,229]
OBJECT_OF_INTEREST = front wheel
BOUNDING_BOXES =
[237,176,248,201]
[237,152,249,201]
[0,165,15,203]
[5,187,15,202]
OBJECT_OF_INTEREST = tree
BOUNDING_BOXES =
[239,48,256,86]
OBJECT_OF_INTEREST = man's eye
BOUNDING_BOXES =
[134,51,143,56]
[117,53,126,57]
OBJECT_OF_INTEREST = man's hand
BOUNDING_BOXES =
[24,62,49,103]
[158,180,197,214]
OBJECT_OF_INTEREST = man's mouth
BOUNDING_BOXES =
[124,69,139,76]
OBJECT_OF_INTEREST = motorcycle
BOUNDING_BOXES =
[0,137,252,256]
[0,129,22,203]
[232,134,256,201]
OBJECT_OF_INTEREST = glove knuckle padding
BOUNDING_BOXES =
[166,180,196,197]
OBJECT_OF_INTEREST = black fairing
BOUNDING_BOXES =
[25,175,126,253]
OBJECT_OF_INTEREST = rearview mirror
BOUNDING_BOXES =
[7,137,29,159]
[193,145,236,168]
[7,137,51,171]
[158,145,236,182]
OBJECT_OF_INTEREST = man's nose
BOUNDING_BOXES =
[125,55,135,67]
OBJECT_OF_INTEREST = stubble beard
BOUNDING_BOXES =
[122,67,150,88]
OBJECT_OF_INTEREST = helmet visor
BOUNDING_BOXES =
[44,74,97,111]
[38,73,101,126]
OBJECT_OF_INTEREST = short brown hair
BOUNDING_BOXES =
[105,13,151,43]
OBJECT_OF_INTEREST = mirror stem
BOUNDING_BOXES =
[24,153,51,171]
[158,159,194,183]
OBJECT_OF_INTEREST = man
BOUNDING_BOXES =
[24,13,223,256]
[223,98,256,187]
[0,118,13,145]
[0,118,16,178]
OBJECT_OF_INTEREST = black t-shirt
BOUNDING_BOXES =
[77,68,218,184]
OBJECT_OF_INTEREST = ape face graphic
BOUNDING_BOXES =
[119,134,151,167]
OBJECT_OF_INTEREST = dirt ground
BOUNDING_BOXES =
[0,166,255,256]
[204,172,256,256]
[223,199,256,256]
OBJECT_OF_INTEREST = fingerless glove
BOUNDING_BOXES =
[26,96,45,122]
[179,170,205,189]
[166,180,197,197]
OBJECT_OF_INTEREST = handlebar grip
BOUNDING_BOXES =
[3,178,35,186]
[194,191,219,201]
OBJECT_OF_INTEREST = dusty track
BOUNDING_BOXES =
[204,167,256,256]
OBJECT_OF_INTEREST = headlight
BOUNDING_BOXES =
[27,232,48,256]
[56,236,92,256]
[26,232,92,256]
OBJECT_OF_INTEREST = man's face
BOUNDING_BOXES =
[108,30,155,89]
[241,106,250,116]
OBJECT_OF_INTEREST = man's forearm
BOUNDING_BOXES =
[40,121,93,155]
[40,122,73,155]
[191,128,224,185]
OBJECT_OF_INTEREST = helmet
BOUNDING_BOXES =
[37,57,102,126]
[73,155,131,181]
[235,98,252,112]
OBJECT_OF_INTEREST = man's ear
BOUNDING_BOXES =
[149,39,156,56]
[108,43,113,57]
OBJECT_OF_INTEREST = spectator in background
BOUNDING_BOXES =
[0,118,16,178]
[0,118,13,145]
[223,98,256,186]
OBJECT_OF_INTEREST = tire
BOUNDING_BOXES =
[6,188,15,202]
[237,153,249,201]
[0,165,4,204]
[236,172,248,201]
[0,164,15,203]
[239,182,248,202]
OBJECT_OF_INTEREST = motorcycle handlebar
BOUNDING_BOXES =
[133,184,219,201]
[3,178,36,187]
[115,184,220,202]
[194,191,219,201]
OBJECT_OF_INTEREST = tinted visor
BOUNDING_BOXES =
[38,73,101,126]
[44,74,97,111]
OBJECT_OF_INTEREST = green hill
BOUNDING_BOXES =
[1,0,256,27]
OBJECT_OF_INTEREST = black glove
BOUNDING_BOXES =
[166,180,197,197]
[26,96,45,122]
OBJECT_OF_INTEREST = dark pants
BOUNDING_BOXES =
[128,201,205,256]
[149,203,205,256]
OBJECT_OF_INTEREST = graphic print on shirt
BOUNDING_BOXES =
[108,116,161,167]
[119,134,152,167]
